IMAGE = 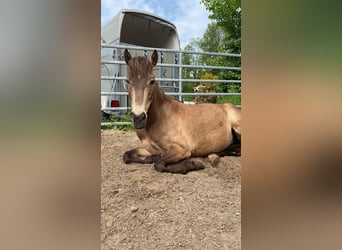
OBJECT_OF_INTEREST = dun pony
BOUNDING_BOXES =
[123,49,241,174]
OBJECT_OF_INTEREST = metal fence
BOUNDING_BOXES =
[101,44,241,127]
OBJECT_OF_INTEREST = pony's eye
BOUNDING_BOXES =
[150,80,155,85]
[125,79,130,84]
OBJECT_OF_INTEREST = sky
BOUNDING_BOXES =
[101,0,212,48]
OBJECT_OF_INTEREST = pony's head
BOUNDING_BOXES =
[124,49,158,129]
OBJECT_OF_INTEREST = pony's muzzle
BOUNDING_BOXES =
[130,112,147,129]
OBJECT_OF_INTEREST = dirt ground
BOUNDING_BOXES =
[101,129,241,250]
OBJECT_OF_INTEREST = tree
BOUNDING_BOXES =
[182,38,202,80]
[199,0,241,98]
[181,39,202,99]
[198,22,241,81]
[181,1,242,105]
[199,22,226,53]
[201,0,241,53]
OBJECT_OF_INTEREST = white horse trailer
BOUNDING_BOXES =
[101,9,181,117]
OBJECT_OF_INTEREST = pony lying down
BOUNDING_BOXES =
[122,49,241,174]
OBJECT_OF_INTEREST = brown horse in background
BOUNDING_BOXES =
[123,49,241,174]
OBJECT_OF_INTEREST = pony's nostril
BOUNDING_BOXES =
[136,113,146,122]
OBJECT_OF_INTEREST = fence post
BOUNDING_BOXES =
[178,50,183,102]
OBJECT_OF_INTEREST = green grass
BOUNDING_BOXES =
[182,96,195,102]
[101,113,133,130]
[216,95,241,105]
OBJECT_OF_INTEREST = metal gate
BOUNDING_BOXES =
[101,44,241,127]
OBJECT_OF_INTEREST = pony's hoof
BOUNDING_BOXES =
[190,158,210,170]
[154,162,167,172]
[208,154,220,167]
[123,152,131,164]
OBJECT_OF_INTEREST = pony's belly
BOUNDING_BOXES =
[191,146,227,157]
[191,133,233,157]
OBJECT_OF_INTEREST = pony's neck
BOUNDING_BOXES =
[146,82,171,128]
[154,82,170,103]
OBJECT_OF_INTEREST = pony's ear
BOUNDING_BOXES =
[124,49,131,64]
[151,50,158,67]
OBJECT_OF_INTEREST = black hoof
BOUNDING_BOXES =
[123,152,131,164]
[154,161,167,172]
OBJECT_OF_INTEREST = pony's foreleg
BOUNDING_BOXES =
[154,145,206,174]
[165,158,210,174]
[123,147,160,164]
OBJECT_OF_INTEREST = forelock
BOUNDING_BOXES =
[128,57,153,77]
